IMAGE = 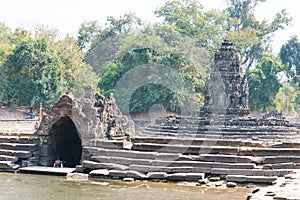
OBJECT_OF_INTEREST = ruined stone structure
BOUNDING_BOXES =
[37,86,134,167]
[200,40,250,117]
[1,39,300,193]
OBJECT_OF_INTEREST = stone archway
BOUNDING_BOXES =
[48,117,82,167]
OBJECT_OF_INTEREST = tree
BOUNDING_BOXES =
[225,0,292,69]
[247,56,283,111]
[154,0,228,52]
[0,23,13,65]
[99,48,200,113]
[97,24,210,113]
[275,82,299,115]
[77,21,102,51]
[50,36,98,97]
[34,27,98,98]
[82,13,143,73]
[155,0,291,69]
[0,23,13,103]
[279,35,300,81]
[3,38,62,108]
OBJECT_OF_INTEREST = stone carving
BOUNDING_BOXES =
[200,40,250,117]
[94,92,133,140]
[262,109,283,120]
[36,87,134,166]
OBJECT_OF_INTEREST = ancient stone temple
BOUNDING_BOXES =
[200,40,250,117]
[37,86,134,167]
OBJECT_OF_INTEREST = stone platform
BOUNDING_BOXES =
[19,166,75,176]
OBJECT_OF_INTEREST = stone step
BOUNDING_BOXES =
[271,142,300,148]
[210,168,292,177]
[0,161,20,171]
[0,149,33,159]
[226,175,278,184]
[166,172,205,181]
[262,156,300,164]
[138,131,300,141]
[133,143,300,156]
[89,169,205,181]
[0,143,38,152]
[145,126,298,134]
[0,136,38,144]
[129,165,293,177]
[0,155,18,162]
[83,147,181,161]
[143,125,299,133]
[0,130,35,137]
[90,155,256,169]
[262,163,300,169]
[132,137,264,148]
[132,143,240,155]
[88,139,124,149]
[82,160,129,171]
[83,159,292,177]
[186,154,254,163]
[242,148,300,157]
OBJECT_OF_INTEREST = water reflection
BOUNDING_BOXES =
[0,173,250,200]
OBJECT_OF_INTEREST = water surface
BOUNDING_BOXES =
[0,173,250,200]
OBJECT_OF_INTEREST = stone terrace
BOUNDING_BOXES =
[0,119,39,171]
[79,122,300,184]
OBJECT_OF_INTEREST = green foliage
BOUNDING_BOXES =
[225,0,291,68]
[3,38,62,107]
[247,56,283,111]
[154,0,227,52]
[279,35,300,80]
[77,21,102,51]
[155,0,291,70]
[34,27,98,98]
[98,47,203,113]
[275,82,299,115]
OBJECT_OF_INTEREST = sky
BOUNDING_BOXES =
[0,0,298,53]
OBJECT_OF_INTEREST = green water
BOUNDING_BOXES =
[0,173,250,200]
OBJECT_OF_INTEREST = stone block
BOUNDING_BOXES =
[167,173,186,181]
[131,159,151,166]
[82,161,129,171]
[168,167,194,173]
[66,173,89,181]
[246,176,278,184]
[196,154,253,163]
[226,175,247,182]
[109,170,127,178]
[192,167,211,173]
[90,156,111,163]
[14,150,32,159]
[147,172,167,179]
[126,170,146,179]
[129,164,163,173]
[184,173,205,181]
[0,155,18,162]
[122,177,134,182]
[263,163,294,169]
[226,182,237,187]
[89,169,110,178]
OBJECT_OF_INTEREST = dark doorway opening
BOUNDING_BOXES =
[49,117,82,167]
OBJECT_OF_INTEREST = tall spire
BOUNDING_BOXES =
[200,40,249,117]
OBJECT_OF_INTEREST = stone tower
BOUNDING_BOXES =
[200,40,250,117]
